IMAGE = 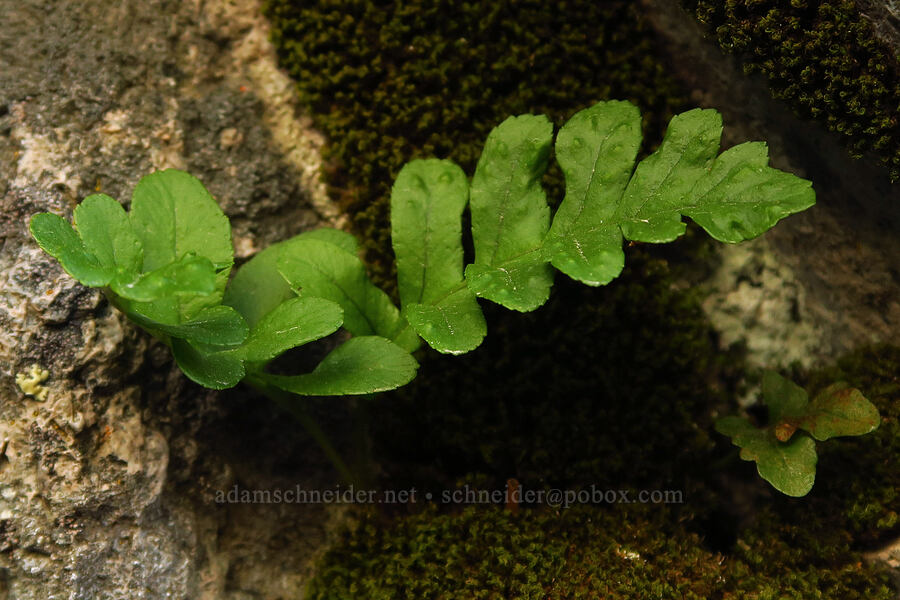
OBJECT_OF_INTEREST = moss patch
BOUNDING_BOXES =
[308,504,896,599]
[264,0,689,284]
[683,0,900,181]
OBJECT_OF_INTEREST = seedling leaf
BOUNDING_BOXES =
[619,108,723,243]
[717,372,879,495]
[545,104,815,287]
[716,416,817,497]
[224,244,293,328]
[129,169,233,271]
[129,169,233,320]
[171,337,245,390]
[112,254,217,302]
[73,193,142,281]
[225,229,360,329]
[798,383,881,441]
[264,336,419,395]
[135,305,249,347]
[760,371,880,442]
[684,142,816,243]
[276,238,418,352]
[403,287,486,355]
[545,101,642,285]
[391,159,487,353]
[297,227,360,255]
[392,159,469,307]
[762,370,809,426]
[29,212,112,286]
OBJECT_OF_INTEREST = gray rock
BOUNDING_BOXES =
[0,1,350,598]
[857,0,900,53]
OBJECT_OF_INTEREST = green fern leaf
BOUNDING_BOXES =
[465,114,555,312]
[391,159,486,354]
[545,102,815,286]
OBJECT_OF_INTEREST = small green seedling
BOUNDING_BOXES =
[30,100,832,492]
[716,371,881,496]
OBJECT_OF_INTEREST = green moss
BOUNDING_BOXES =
[308,504,895,599]
[683,0,900,181]
[727,513,895,598]
[264,0,689,285]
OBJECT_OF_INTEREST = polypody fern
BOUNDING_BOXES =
[30,100,840,493]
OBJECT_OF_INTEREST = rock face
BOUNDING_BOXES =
[0,1,347,598]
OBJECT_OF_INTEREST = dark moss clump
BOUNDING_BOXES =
[308,505,725,599]
[369,244,737,505]
[308,504,896,599]
[264,0,688,284]
[683,0,900,180]
[727,510,896,598]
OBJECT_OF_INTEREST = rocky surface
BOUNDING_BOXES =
[0,1,347,598]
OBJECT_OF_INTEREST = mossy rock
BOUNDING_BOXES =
[264,0,689,285]
[683,0,900,181]
[308,504,896,599]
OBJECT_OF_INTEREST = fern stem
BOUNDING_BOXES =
[245,374,360,487]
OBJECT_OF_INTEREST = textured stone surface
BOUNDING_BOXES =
[643,0,900,369]
[0,1,347,598]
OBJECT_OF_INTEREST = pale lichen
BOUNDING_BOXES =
[15,364,50,401]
